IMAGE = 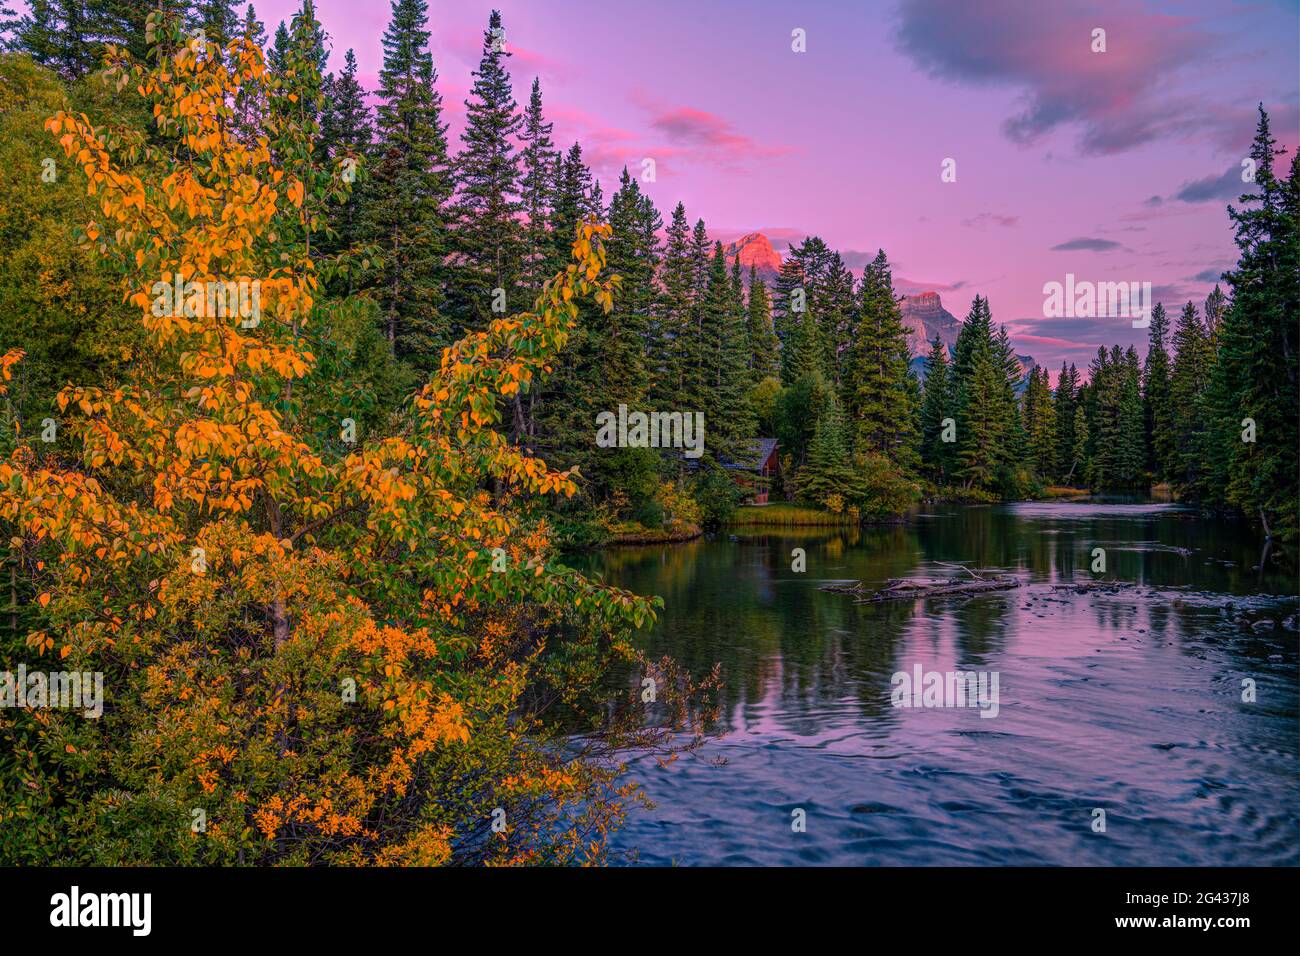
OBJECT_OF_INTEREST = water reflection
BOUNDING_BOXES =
[577,502,1300,866]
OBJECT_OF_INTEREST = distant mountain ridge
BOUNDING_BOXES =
[724,233,1035,384]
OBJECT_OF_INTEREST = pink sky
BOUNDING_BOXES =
[254,1,1296,373]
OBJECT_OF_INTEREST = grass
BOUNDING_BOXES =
[1041,485,1091,499]
[726,502,854,527]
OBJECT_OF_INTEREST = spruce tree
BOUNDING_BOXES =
[1210,106,1299,544]
[1169,303,1215,499]
[919,336,955,483]
[843,249,918,474]
[1142,302,1174,483]
[696,242,755,462]
[449,9,523,330]
[317,49,372,277]
[950,296,1016,492]
[1115,346,1146,489]
[518,78,557,296]
[362,0,452,364]
[232,5,267,142]
[548,142,594,277]
[798,390,858,509]
[654,202,694,407]
[1022,365,1056,482]
[1054,362,1079,483]
[195,0,239,47]
[745,265,780,383]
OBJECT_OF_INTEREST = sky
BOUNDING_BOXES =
[240,1,1297,374]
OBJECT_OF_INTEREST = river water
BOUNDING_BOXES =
[582,501,1300,866]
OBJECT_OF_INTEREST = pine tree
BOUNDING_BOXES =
[919,336,955,483]
[1022,365,1056,482]
[318,49,372,266]
[1054,362,1080,483]
[654,202,694,407]
[547,142,593,278]
[1210,106,1299,545]
[771,255,804,381]
[449,9,523,331]
[518,78,557,296]
[950,296,1017,492]
[697,242,754,462]
[599,169,658,405]
[231,5,267,142]
[1203,284,1228,343]
[1070,405,1089,486]
[1142,302,1174,483]
[267,19,289,69]
[12,0,62,70]
[1169,303,1215,499]
[362,0,452,364]
[195,0,239,47]
[843,249,918,474]
[798,389,859,509]
[1115,346,1146,489]
[821,252,855,387]
[745,265,779,383]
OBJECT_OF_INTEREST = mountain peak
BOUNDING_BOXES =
[723,232,782,283]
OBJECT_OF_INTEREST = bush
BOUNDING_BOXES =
[692,465,742,527]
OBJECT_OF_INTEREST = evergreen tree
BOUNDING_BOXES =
[268,19,288,71]
[1141,302,1174,483]
[696,242,754,461]
[518,78,557,296]
[548,142,594,277]
[950,297,1003,492]
[821,252,855,387]
[599,168,658,405]
[745,265,779,383]
[1022,365,1056,482]
[654,202,694,407]
[1210,106,1299,545]
[449,9,523,330]
[317,49,372,275]
[1054,361,1080,483]
[1168,303,1215,499]
[231,5,267,141]
[1069,404,1089,486]
[919,336,955,483]
[12,0,62,71]
[195,0,239,47]
[843,249,918,473]
[362,0,452,363]
[1115,346,1146,488]
[1203,284,1228,343]
[798,389,859,509]
[771,255,804,380]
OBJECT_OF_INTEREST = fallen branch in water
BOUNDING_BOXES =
[821,570,1020,603]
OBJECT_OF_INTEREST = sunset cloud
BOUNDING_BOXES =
[1051,238,1123,252]
[894,0,1206,154]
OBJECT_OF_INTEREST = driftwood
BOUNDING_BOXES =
[821,567,1020,604]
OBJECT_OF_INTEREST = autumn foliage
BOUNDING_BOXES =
[0,15,712,865]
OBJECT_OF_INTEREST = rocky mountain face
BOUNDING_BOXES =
[723,232,782,284]
[899,291,960,356]
[900,290,1034,387]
